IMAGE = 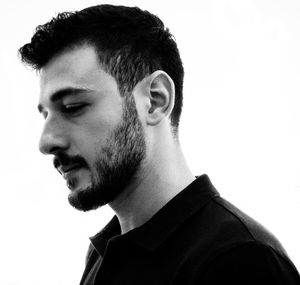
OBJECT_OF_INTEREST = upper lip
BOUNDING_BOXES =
[57,164,82,175]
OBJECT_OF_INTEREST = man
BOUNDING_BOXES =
[19,4,300,285]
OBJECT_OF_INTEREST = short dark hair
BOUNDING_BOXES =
[19,4,184,133]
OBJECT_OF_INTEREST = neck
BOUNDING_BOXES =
[109,138,195,234]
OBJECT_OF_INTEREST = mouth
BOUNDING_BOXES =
[57,164,83,178]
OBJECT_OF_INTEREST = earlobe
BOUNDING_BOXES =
[147,70,175,126]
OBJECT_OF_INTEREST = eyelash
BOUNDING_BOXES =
[62,103,87,114]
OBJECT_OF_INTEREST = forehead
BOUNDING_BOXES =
[39,44,116,102]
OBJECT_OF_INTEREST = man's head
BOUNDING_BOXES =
[19,5,184,211]
[19,4,184,130]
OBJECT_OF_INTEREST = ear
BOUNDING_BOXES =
[146,70,175,126]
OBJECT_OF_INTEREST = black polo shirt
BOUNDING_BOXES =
[80,174,300,284]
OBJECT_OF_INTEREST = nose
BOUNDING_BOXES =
[39,116,69,155]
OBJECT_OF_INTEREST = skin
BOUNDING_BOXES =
[38,44,195,234]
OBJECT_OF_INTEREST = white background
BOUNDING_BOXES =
[0,0,299,284]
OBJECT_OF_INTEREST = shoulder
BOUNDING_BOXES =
[185,195,300,284]
[195,195,287,256]
[197,241,300,285]
[212,196,287,252]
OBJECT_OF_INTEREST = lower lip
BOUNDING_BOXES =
[62,167,82,180]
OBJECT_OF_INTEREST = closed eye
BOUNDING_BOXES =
[61,103,88,114]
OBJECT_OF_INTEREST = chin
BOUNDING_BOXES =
[67,185,106,212]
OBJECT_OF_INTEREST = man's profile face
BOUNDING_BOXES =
[38,44,146,211]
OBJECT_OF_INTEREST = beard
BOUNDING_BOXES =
[67,95,146,211]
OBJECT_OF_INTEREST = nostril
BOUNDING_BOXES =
[49,146,64,155]
[39,133,69,155]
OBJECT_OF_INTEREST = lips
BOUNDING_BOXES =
[57,164,83,177]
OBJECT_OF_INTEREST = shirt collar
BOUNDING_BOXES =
[90,174,219,253]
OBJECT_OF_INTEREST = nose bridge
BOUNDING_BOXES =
[39,115,69,154]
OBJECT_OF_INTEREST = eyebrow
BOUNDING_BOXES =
[37,87,93,113]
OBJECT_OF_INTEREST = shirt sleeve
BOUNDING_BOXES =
[198,241,300,285]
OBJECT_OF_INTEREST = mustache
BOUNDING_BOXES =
[53,152,88,169]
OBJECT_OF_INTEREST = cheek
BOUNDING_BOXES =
[75,116,117,164]
[73,95,124,161]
